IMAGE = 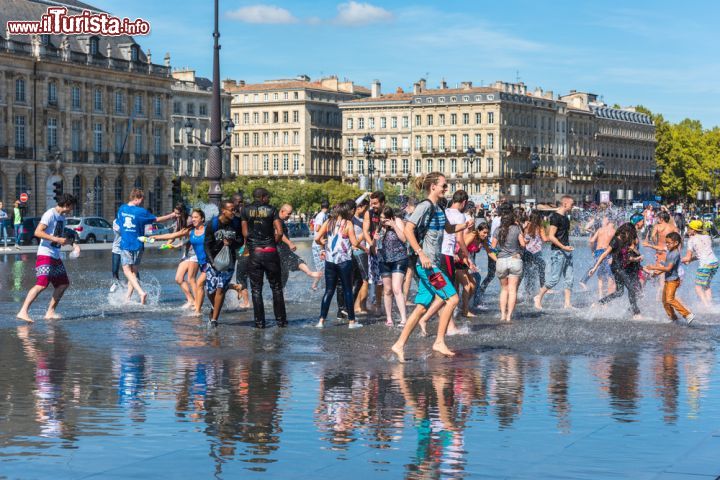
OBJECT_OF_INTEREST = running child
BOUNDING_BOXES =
[646,231,695,324]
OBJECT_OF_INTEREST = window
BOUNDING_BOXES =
[347,138,354,152]
[294,92,299,99]
[486,158,494,173]
[439,114,445,126]
[415,136,421,150]
[186,103,194,115]
[391,158,397,175]
[48,81,58,105]
[438,159,445,172]
[463,113,470,125]
[391,117,397,128]
[72,121,81,152]
[282,154,289,171]
[72,86,81,109]
[391,137,398,152]
[253,112,259,124]
[90,37,99,55]
[293,131,299,145]
[273,112,279,123]
[475,134,482,149]
[475,112,481,124]
[347,118,354,129]
[380,117,386,129]
[15,78,26,102]
[272,132,279,146]
[426,159,434,173]
[262,154,269,171]
[134,94,144,115]
[73,175,83,212]
[487,133,494,149]
[426,135,433,150]
[369,117,375,129]
[130,45,139,61]
[273,154,279,171]
[347,160,353,174]
[402,158,409,174]
[450,113,457,125]
[451,158,457,173]
[438,135,445,150]
[94,88,103,111]
[426,115,433,126]
[462,134,469,149]
[292,110,299,122]
[114,177,124,212]
[134,126,143,155]
[293,154,299,172]
[263,112,269,123]
[488,112,494,124]
[93,176,103,216]
[14,115,26,149]
[252,133,259,146]
[263,132,269,146]
[415,115,421,126]
[154,96,162,117]
[242,133,249,147]
[283,111,289,123]
[264,93,268,101]
[273,93,279,101]
[154,127,162,155]
[93,123,103,153]
[415,159,421,174]
[403,116,409,128]
[358,118,365,129]
[47,117,58,149]
[242,113,249,125]
[450,134,457,151]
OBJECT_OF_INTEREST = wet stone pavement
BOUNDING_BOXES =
[1,242,720,479]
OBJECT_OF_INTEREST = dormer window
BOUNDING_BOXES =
[130,45,139,61]
[89,36,99,55]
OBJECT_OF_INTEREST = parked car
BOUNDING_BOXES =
[66,217,114,243]
[17,217,79,246]
[147,222,174,236]
[286,222,310,238]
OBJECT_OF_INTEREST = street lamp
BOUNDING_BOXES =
[362,133,376,191]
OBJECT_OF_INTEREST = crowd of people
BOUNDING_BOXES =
[14,172,720,361]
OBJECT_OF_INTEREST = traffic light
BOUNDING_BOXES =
[52,181,63,202]
[171,177,182,204]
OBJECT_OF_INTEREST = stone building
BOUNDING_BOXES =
[341,79,656,204]
[224,75,369,182]
[170,69,231,188]
[0,0,174,221]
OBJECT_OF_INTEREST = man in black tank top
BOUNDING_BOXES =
[241,188,286,328]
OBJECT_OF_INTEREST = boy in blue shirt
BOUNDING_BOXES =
[116,188,176,304]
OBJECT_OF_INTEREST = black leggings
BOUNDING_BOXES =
[477,257,496,298]
[112,252,121,281]
[320,260,355,321]
[598,267,641,315]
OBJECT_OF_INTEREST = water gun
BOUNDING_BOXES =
[138,236,156,244]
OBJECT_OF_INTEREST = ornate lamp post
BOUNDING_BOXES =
[594,160,605,202]
[362,133,376,191]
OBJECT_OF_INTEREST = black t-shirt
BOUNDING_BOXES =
[242,201,279,249]
[549,212,570,250]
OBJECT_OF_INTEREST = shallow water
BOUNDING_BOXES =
[1,242,720,479]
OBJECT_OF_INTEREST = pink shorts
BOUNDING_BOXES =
[35,255,69,288]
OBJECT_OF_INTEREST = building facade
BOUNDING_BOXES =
[341,80,656,204]
[224,75,369,182]
[0,0,174,221]
[170,69,231,188]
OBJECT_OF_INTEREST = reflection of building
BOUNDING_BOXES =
[224,75,369,182]
[0,0,173,218]
[341,79,656,204]
[169,69,231,185]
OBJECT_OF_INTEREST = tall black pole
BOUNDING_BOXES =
[207,0,223,207]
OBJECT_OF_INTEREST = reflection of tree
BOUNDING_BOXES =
[684,350,715,419]
[608,353,640,423]
[653,340,679,425]
[548,358,571,433]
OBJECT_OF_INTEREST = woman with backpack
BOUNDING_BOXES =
[315,200,362,329]
[391,172,473,362]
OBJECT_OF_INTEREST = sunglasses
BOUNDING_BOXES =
[438,183,448,189]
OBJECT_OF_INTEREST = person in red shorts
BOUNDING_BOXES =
[17,193,78,323]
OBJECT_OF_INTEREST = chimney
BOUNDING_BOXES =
[419,78,426,91]
[440,79,447,89]
[413,82,421,95]
[543,90,553,100]
[221,79,237,90]
[371,79,381,98]
[533,87,543,97]
[460,81,472,90]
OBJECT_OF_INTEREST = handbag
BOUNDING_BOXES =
[213,245,232,271]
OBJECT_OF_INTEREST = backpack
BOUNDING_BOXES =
[413,199,441,249]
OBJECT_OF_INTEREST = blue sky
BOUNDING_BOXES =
[92,0,720,127]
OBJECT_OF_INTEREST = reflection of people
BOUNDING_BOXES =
[14,200,22,249]
[607,353,640,422]
[548,359,571,432]
[0,201,9,250]
[654,341,679,424]
[17,194,79,322]
[116,354,147,423]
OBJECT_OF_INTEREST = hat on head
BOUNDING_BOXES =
[689,219,704,232]
[630,213,644,226]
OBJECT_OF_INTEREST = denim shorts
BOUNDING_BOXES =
[120,248,144,266]
[496,256,523,279]
[544,250,574,290]
[380,257,409,277]
[594,249,612,279]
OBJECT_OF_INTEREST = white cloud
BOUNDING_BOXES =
[226,5,298,24]
[334,1,393,26]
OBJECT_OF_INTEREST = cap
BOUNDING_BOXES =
[689,219,704,231]
[629,214,644,225]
